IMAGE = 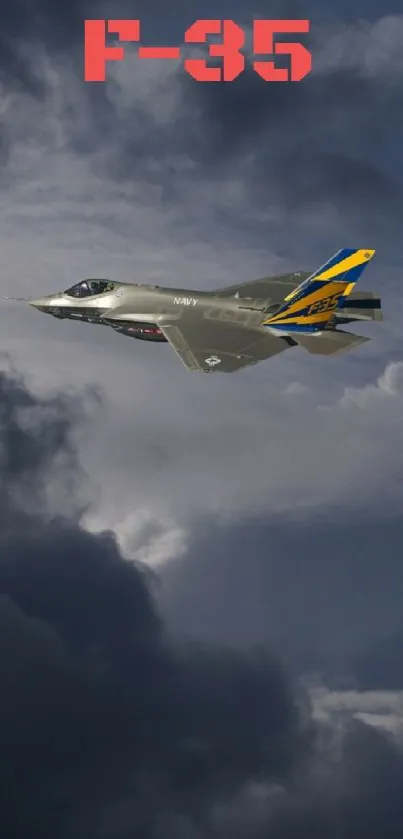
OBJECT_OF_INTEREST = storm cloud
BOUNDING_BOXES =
[0,365,301,837]
[1,365,403,838]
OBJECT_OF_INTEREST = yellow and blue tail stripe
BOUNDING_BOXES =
[262,248,376,333]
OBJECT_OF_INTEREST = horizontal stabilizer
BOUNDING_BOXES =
[334,307,383,324]
[295,329,370,356]
[336,291,382,322]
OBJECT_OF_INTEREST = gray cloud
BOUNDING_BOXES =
[352,634,403,690]
[0,363,302,837]
[160,509,403,675]
[0,361,99,527]
[5,5,402,231]
[3,361,403,838]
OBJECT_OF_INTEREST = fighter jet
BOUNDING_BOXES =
[13,248,382,373]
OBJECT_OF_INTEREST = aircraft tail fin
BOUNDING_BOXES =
[261,248,376,334]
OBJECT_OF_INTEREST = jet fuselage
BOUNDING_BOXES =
[14,249,382,373]
[28,280,276,342]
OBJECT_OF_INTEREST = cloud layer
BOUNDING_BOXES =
[0,364,302,837]
[1,362,403,838]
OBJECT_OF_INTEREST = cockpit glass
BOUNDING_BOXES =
[64,280,115,298]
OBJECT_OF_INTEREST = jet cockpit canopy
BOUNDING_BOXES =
[64,279,115,298]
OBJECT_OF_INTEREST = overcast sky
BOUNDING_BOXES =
[1,1,403,837]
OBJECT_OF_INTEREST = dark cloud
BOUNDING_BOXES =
[254,721,403,839]
[3,0,403,236]
[0,0,99,48]
[160,514,403,682]
[2,365,403,838]
[275,152,400,208]
[0,0,96,95]
[0,361,100,527]
[66,30,403,241]
[0,363,302,837]
[352,632,403,690]
[173,61,403,228]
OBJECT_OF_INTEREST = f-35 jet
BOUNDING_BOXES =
[14,248,382,373]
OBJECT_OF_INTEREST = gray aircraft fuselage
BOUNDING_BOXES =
[26,279,280,342]
[15,257,381,372]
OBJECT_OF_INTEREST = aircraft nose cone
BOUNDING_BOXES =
[28,297,52,312]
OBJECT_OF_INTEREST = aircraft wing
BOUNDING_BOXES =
[159,316,292,373]
[213,272,311,302]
